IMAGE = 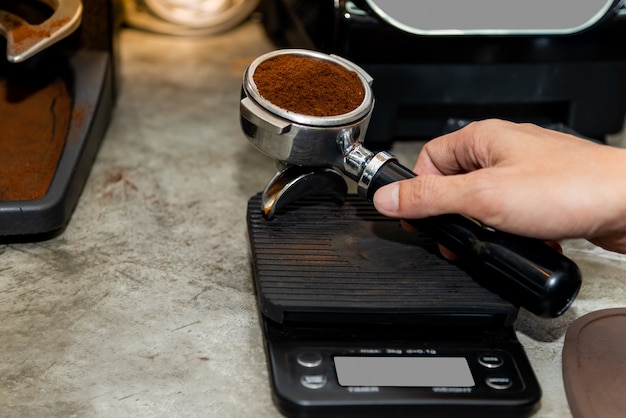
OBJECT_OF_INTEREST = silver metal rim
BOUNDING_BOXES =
[364,0,619,36]
[243,49,374,127]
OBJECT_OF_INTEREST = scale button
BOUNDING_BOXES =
[478,355,504,368]
[301,374,328,389]
[485,376,513,390]
[297,352,323,368]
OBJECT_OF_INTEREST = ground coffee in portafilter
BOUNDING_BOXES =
[252,55,365,117]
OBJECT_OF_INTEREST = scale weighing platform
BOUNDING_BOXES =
[247,193,541,417]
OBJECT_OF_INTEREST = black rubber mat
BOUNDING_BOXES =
[247,193,517,326]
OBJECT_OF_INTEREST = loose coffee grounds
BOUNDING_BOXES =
[253,54,365,117]
[12,17,72,45]
[0,73,71,201]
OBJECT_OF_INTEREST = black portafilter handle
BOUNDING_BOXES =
[365,157,582,318]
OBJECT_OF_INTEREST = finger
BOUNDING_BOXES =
[437,244,459,261]
[399,219,418,233]
[373,172,487,220]
[589,233,626,254]
[414,119,513,175]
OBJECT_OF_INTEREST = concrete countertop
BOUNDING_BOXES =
[1,21,625,417]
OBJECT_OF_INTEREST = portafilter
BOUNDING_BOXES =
[240,48,582,318]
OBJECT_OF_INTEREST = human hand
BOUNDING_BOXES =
[373,119,626,253]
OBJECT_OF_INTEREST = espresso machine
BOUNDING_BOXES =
[259,0,626,148]
[0,0,121,239]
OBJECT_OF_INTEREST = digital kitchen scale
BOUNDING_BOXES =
[247,193,541,418]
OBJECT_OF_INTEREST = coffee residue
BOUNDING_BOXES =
[0,74,71,201]
[253,55,365,117]
[10,17,71,44]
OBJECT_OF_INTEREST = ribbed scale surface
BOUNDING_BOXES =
[247,194,513,323]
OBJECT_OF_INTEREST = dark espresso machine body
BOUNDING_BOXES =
[245,3,624,416]
[259,0,626,146]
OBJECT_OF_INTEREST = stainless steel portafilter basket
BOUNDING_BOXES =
[241,49,385,183]
[240,48,582,318]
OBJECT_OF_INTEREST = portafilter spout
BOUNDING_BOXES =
[240,48,582,318]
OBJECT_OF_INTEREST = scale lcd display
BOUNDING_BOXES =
[334,356,475,387]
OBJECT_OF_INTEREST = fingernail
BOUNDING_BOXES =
[373,183,399,214]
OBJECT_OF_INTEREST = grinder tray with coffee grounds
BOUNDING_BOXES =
[241,49,584,417]
[0,0,119,239]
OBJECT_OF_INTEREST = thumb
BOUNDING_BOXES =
[372,182,401,216]
[373,175,466,219]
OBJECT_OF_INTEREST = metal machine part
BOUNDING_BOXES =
[0,0,83,63]
[261,165,347,219]
[122,0,260,36]
[240,48,582,318]
[364,0,621,36]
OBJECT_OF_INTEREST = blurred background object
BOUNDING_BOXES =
[122,0,260,36]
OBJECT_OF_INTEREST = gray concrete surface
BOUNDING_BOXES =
[1,20,625,417]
